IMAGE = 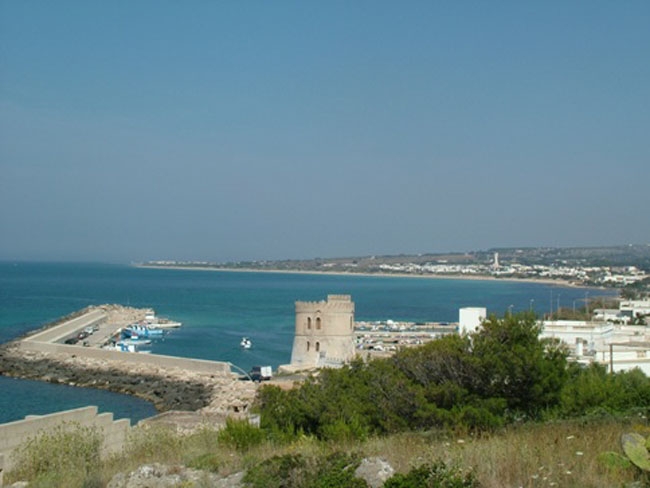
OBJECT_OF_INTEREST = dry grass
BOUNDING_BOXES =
[363,418,644,487]
[8,417,647,487]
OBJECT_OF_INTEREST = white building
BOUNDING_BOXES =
[619,300,650,320]
[593,308,628,323]
[541,319,650,375]
[459,307,486,335]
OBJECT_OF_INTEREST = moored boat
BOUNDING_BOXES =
[122,324,164,340]
[144,312,182,329]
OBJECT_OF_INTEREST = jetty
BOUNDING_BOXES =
[0,305,257,419]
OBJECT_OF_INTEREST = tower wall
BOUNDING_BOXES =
[290,295,355,368]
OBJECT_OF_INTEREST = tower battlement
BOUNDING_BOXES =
[295,295,354,313]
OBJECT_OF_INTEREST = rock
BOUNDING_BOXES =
[106,463,242,488]
[354,457,395,488]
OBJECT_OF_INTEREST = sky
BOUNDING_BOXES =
[1,1,649,263]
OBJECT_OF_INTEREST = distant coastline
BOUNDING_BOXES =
[134,264,611,290]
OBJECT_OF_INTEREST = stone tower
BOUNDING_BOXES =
[289,294,355,369]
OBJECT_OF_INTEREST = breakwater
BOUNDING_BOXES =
[0,306,257,419]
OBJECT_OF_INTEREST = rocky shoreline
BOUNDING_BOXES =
[0,343,258,427]
[0,344,214,412]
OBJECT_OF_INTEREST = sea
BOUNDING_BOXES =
[0,261,614,424]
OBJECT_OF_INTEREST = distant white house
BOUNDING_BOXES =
[540,319,650,375]
[593,308,628,323]
[619,300,650,321]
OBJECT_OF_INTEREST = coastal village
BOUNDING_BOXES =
[144,245,650,288]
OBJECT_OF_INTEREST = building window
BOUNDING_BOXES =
[316,317,321,330]
[307,341,310,352]
[315,342,320,352]
[307,317,312,330]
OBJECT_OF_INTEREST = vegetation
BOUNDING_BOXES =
[9,423,103,487]
[7,417,649,487]
[259,313,572,438]
[7,312,650,487]
[621,277,650,300]
[384,461,478,488]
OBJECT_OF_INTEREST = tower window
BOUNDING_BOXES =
[307,341,310,352]
[307,317,312,329]
[315,342,320,352]
[316,317,321,330]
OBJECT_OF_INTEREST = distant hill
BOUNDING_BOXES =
[143,244,650,273]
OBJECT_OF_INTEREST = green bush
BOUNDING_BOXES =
[559,363,650,418]
[9,422,103,487]
[384,461,479,488]
[243,452,367,488]
[244,453,308,487]
[218,417,266,451]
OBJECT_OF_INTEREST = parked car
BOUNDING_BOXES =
[248,365,272,382]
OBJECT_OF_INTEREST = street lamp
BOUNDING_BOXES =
[228,361,254,383]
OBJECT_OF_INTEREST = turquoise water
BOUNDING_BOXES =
[0,262,613,423]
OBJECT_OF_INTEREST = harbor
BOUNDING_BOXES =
[0,305,257,418]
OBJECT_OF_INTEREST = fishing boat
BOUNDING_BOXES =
[122,324,164,340]
[240,337,252,349]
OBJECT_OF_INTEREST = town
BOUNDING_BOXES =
[141,244,650,290]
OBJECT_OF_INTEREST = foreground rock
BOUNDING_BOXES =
[355,457,395,488]
[107,463,245,488]
[106,457,396,488]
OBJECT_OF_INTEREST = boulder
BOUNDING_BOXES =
[354,457,395,488]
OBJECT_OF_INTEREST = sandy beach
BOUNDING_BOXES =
[135,264,606,290]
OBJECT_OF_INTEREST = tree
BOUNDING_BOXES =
[471,311,569,417]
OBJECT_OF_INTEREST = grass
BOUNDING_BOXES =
[6,416,649,487]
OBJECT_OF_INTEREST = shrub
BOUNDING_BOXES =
[243,452,367,488]
[244,453,308,488]
[218,417,266,451]
[384,461,479,488]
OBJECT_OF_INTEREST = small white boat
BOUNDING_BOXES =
[144,312,182,329]
[240,337,252,349]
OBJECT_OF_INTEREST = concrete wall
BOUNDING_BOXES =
[0,406,131,480]
[14,340,230,375]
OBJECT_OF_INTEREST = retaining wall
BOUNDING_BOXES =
[0,406,130,482]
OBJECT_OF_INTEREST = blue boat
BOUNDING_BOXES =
[121,324,164,340]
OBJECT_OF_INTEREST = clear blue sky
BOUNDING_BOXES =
[1,1,649,263]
